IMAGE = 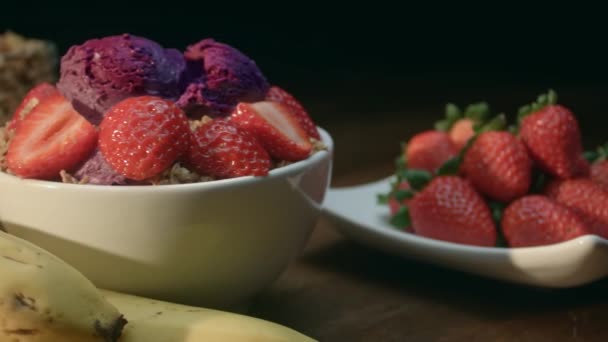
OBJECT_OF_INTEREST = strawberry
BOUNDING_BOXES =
[6,93,97,180]
[188,119,271,178]
[519,91,589,179]
[449,119,475,150]
[588,143,608,192]
[230,101,312,161]
[501,195,590,247]
[591,160,608,192]
[435,102,490,150]
[99,96,190,180]
[8,83,59,131]
[265,86,320,140]
[461,131,532,202]
[404,131,457,173]
[407,176,497,246]
[544,178,608,239]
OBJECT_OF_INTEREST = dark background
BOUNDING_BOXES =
[3,4,608,172]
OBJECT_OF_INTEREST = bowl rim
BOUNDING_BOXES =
[0,127,334,193]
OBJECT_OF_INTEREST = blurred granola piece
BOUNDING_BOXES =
[0,31,57,125]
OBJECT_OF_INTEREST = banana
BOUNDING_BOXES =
[102,290,317,342]
[0,230,315,341]
[0,230,126,341]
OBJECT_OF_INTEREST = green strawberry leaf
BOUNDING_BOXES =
[446,103,462,121]
[377,193,389,204]
[395,189,414,201]
[464,102,490,122]
[529,169,549,194]
[474,113,507,134]
[395,154,406,171]
[507,124,519,135]
[584,151,600,163]
[517,89,558,123]
[487,201,508,247]
[390,206,411,228]
[435,103,462,132]
[398,169,432,191]
[488,201,506,224]
[598,142,608,160]
[434,119,451,132]
[437,155,462,176]
[583,142,608,163]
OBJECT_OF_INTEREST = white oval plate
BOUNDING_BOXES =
[322,176,608,288]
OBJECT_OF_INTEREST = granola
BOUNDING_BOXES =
[0,32,57,125]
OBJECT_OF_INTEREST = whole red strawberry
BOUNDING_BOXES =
[501,195,590,247]
[404,131,457,172]
[99,96,190,180]
[519,91,589,179]
[6,93,97,180]
[408,176,496,246]
[188,119,271,178]
[462,131,531,202]
[591,160,608,192]
[544,179,608,239]
[265,86,320,140]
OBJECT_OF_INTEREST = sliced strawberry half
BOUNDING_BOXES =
[8,83,60,131]
[230,101,313,161]
[265,86,320,139]
[6,93,98,180]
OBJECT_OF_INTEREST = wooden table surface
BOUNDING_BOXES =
[245,86,608,342]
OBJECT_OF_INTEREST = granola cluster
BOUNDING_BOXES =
[0,31,57,125]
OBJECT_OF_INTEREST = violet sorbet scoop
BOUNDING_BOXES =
[74,150,127,185]
[57,34,186,124]
[177,38,269,117]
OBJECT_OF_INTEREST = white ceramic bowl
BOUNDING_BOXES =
[0,128,333,309]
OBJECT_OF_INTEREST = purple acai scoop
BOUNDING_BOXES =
[57,34,186,124]
[177,38,269,118]
[74,150,127,185]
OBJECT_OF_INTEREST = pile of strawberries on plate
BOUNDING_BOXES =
[381,90,608,248]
